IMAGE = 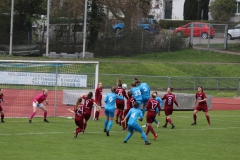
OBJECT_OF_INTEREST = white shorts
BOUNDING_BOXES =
[33,102,44,108]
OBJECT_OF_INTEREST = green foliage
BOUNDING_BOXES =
[209,0,237,21]
[184,0,199,20]
[1,111,240,160]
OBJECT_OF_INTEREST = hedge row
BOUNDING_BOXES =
[159,20,238,29]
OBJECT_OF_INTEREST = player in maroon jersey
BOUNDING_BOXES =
[68,97,85,138]
[162,87,180,129]
[192,86,210,126]
[122,91,136,131]
[115,79,128,129]
[82,92,101,131]
[145,92,161,140]
[0,89,7,123]
[29,89,49,123]
[94,82,102,121]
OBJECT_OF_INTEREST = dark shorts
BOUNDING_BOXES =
[84,109,92,121]
[0,105,2,112]
[75,116,84,128]
[116,103,124,110]
[146,111,156,123]
[195,104,208,112]
[164,106,173,116]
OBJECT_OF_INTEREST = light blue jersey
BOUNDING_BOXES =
[139,83,150,99]
[104,92,124,110]
[126,108,143,126]
[156,97,164,107]
[130,86,142,101]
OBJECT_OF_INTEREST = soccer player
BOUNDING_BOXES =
[0,89,7,123]
[191,86,210,126]
[82,92,101,131]
[103,87,124,136]
[121,102,151,145]
[122,91,136,131]
[142,91,163,128]
[68,97,85,138]
[145,92,161,140]
[94,82,102,121]
[115,79,128,128]
[134,78,150,116]
[29,89,49,123]
[130,82,142,109]
[162,87,180,129]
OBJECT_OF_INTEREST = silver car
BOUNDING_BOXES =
[228,24,240,40]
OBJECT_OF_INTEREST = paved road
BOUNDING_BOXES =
[192,37,240,45]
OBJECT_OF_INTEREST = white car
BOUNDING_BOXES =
[227,24,240,40]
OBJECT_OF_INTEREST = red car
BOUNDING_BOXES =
[173,22,215,39]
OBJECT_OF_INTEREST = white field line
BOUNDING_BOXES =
[0,127,240,136]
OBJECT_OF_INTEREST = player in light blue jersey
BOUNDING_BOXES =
[121,102,151,145]
[142,92,164,128]
[130,82,142,109]
[104,87,124,136]
[134,78,150,116]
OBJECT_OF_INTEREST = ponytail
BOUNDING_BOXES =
[117,79,122,87]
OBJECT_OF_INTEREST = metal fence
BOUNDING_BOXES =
[99,74,240,91]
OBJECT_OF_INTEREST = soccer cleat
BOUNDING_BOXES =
[145,141,151,145]
[119,122,122,126]
[191,122,197,125]
[115,120,119,124]
[103,129,106,132]
[29,120,32,123]
[106,130,109,136]
[154,134,158,140]
[123,141,127,143]
[1,121,5,123]
[44,119,49,123]
[122,130,127,132]
[207,124,211,126]
[162,125,167,128]
[142,124,147,127]
[171,124,175,129]
[157,122,160,128]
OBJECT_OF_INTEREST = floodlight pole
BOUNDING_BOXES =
[82,0,88,59]
[9,0,14,55]
[46,0,50,56]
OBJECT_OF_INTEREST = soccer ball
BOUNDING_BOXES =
[122,83,127,89]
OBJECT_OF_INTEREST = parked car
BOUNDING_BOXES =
[227,24,240,40]
[173,22,215,39]
[112,18,159,33]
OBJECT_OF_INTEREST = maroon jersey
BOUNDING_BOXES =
[82,96,95,111]
[162,93,179,107]
[0,94,4,103]
[75,104,84,118]
[126,97,136,110]
[196,92,207,106]
[146,98,161,112]
[95,87,102,106]
[115,87,128,104]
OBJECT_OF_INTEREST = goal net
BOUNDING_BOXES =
[0,60,99,118]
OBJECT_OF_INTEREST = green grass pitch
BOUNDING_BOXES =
[1,110,240,160]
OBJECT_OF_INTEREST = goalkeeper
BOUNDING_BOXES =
[29,89,49,123]
[121,102,151,145]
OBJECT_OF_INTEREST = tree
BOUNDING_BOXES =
[104,0,151,31]
[209,0,237,21]
[200,0,210,20]
[184,0,198,20]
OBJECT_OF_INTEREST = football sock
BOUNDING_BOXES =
[30,112,36,120]
[107,120,113,131]
[95,111,100,120]
[146,126,149,136]
[167,118,173,125]
[121,118,126,130]
[193,114,197,123]
[125,133,133,142]
[116,110,120,121]
[44,111,47,119]
[154,119,158,124]
[148,125,156,136]
[83,123,87,130]
[104,119,109,130]
[141,132,147,142]
[1,114,4,121]
[142,108,146,116]
[165,118,168,125]
[206,115,210,125]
